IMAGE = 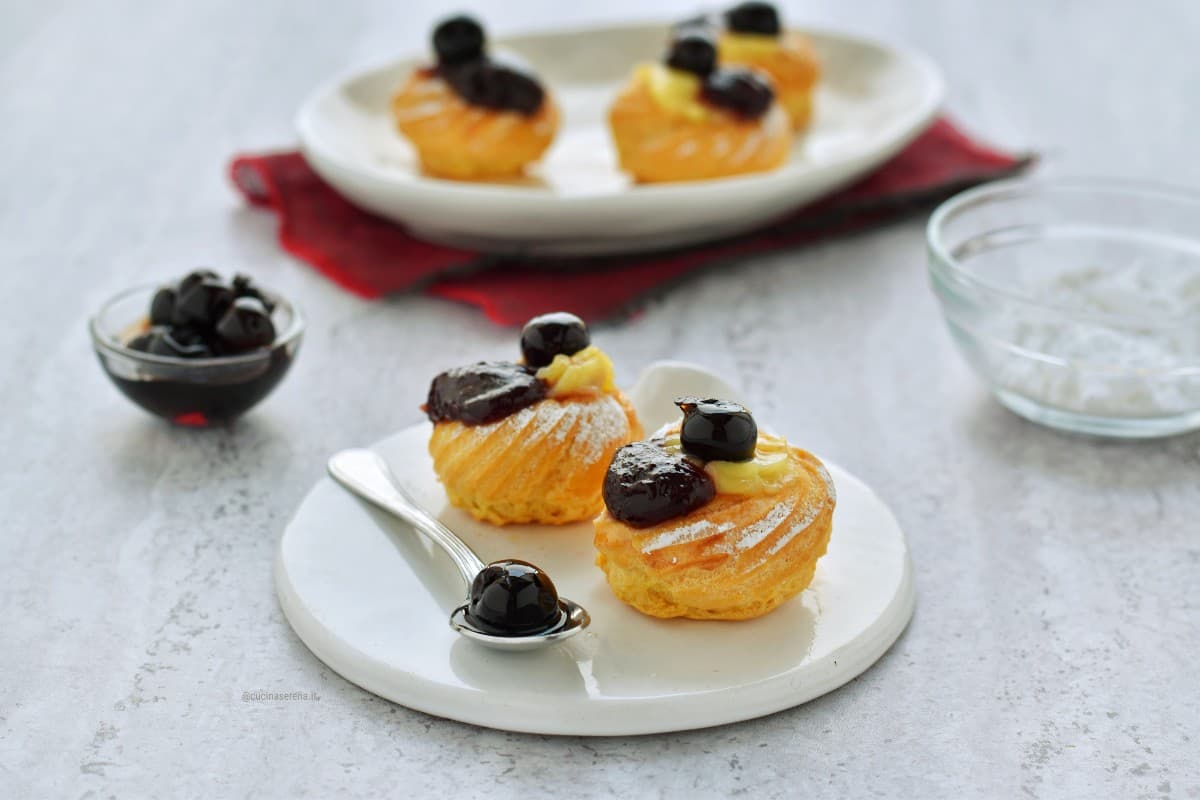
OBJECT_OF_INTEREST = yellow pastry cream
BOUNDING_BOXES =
[633,64,709,122]
[656,429,793,496]
[535,345,617,398]
[718,31,782,60]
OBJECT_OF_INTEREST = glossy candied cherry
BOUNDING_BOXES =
[603,441,717,527]
[725,1,781,35]
[433,14,486,65]
[164,325,215,358]
[425,362,548,425]
[701,70,774,119]
[466,559,562,635]
[214,297,276,353]
[128,326,212,358]
[676,397,758,462]
[666,30,718,77]
[519,312,590,368]
[445,57,545,115]
[232,273,276,314]
[177,269,220,296]
[127,327,172,356]
[149,287,176,326]
[171,279,234,329]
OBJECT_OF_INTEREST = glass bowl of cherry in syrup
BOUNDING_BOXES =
[90,270,304,425]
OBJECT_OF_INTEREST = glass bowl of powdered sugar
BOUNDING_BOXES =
[928,178,1200,438]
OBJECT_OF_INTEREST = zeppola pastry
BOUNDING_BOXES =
[424,313,642,526]
[391,15,560,180]
[683,2,821,131]
[594,398,835,620]
[608,27,791,183]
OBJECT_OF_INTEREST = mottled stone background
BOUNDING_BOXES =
[2,1,1197,797]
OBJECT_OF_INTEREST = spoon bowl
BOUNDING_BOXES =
[326,448,591,652]
[450,600,591,652]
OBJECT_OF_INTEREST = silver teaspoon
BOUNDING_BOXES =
[326,449,590,652]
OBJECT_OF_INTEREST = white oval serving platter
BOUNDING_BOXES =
[275,362,914,735]
[296,21,943,255]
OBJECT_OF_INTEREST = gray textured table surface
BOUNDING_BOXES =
[3,1,1198,797]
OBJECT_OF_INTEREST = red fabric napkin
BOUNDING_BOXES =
[230,117,1030,325]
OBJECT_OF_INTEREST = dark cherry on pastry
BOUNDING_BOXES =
[700,70,774,120]
[465,559,563,636]
[425,311,592,426]
[428,14,545,115]
[603,441,716,527]
[520,311,590,368]
[442,57,545,115]
[663,29,774,120]
[666,30,718,77]
[677,397,758,462]
[432,14,486,65]
[426,361,548,425]
[725,1,782,35]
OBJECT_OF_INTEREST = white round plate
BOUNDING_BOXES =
[275,362,914,735]
[296,22,943,255]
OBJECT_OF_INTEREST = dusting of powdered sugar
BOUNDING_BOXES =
[547,402,581,443]
[714,464,835,570]
[638,435,838,563]
[570,396,630,462]
[459,403,551,447]
[814,463,836,505]
[981,263,1200,416]
[767,496,827,556]
[457,395,629,463]
[640,519,735,553]
[733,492,831,572]
[712,499,797,554]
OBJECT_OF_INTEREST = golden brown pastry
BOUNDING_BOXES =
[391,15,559,180]
[608,28,790,183]
[425,313,641,526]
[594,399,835,620]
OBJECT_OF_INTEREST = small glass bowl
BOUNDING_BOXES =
[927,178,1200,438]
[90,284,304,425]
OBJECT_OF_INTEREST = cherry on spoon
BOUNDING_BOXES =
[326,449,590,652]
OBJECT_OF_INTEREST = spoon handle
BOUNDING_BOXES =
[327,449,486,587]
